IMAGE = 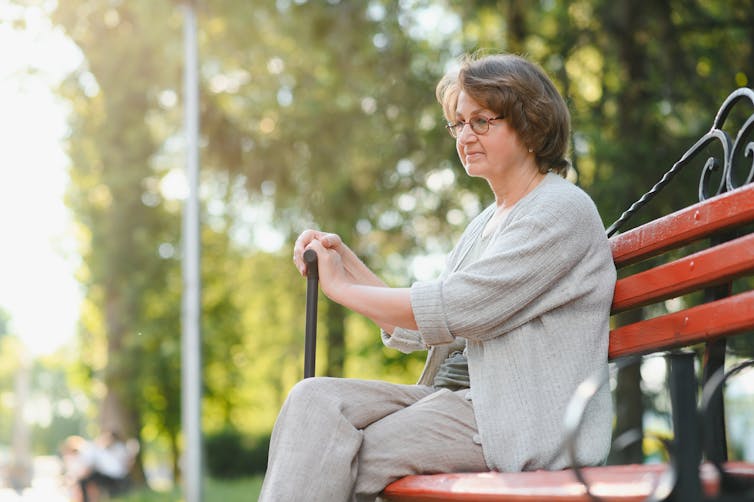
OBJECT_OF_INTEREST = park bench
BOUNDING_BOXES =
[380,88,754,501]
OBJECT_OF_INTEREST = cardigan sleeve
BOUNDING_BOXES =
[411,191,610,346]
[380,327,427,353]
[380,210,492,354]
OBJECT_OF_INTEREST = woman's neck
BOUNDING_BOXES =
[491,168,545,210]
[481,169,545,239]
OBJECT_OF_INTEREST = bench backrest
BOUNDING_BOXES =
[607,183,754,359]
[607,87,754,360]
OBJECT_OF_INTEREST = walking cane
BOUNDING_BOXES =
[303,249,319,379]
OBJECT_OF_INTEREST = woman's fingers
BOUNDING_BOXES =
[304,240,344,299]
[293,230,342,276]
[293,230,320,274]
[320,233,342,249]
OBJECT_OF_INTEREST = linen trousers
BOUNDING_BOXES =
[258,377,487,502]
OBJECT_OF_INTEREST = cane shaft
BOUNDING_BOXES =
[303,249,319,378]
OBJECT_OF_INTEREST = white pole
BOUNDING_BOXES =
[181,1,203,501]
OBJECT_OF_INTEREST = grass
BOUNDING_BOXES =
[112,476,264,502]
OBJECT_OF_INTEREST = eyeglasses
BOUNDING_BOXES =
[445,116,505,138]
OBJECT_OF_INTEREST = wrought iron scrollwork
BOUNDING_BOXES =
[699,358,754,499]
[607,87,754,237]
[560,355,754,501]
[560,355,676,502]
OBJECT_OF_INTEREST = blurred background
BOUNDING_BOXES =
[1,0,753,500]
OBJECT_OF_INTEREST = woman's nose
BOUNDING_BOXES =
[457,124,478,143]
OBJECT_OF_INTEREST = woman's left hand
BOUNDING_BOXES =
[293,229,345,277]
[304,239,351,302]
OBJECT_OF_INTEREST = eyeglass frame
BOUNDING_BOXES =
[445,115,505,139]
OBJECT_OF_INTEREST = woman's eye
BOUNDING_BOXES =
[471,117,488,128]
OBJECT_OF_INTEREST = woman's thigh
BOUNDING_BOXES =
[284,377,436,428]
[261,379,437,502]
[355,388,487,496]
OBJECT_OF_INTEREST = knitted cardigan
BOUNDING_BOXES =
[382,173,616,472]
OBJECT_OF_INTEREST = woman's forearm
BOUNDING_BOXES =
[331,284,417,331]
[340,247,387,287]
[336,248,404,332]
[300,236,415,332]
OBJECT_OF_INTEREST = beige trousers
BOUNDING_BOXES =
[258,377,487,502]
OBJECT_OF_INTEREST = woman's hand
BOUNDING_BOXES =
[293,229,344,277]
[291,228,417,331]
[303,238,350,302]
[293,230,352,302]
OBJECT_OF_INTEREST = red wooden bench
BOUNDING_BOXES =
[382,89,754,502]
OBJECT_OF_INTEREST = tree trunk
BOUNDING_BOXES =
[604,0,653,465]
[325,301,346,377]
[170,428,180,483]
[101,287,146,485]
[504,0,527,53]
[608,309,645,464]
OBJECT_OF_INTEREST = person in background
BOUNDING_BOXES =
[61,431,133,502]
[260,52,616,502]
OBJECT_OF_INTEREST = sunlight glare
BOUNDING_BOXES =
[0,3,83,355]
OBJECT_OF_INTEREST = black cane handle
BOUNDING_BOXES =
[304,249,319,278]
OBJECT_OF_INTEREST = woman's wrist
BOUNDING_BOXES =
[341,250,386,287]
[329,284,416,331]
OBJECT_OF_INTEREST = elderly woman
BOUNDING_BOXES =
[260,53,616,502]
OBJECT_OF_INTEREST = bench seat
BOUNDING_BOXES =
[382,463,754,502]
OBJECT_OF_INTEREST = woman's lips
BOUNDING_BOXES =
[465,151,484,163]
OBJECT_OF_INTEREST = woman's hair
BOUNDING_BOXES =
[436,53,571,176]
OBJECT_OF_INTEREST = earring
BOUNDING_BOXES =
[528,148,533,153]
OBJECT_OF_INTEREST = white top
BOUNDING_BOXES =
[78,440,131,478]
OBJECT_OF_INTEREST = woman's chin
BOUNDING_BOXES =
[464,164,485,178]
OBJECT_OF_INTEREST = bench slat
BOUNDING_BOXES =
[382,463,754,501]
[610,183,754,267]
[608,290,754,359]
[611,232,754,313]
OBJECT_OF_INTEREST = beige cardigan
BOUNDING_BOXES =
[382,173,616,472]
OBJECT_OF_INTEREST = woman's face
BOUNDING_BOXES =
[454,91,529,182]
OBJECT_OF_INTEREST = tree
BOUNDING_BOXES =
[194,0,472,377]
[53,0,184,482]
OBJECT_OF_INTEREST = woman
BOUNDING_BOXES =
[260,53,616,502]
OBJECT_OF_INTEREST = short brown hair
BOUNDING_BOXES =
[436,53,571,176]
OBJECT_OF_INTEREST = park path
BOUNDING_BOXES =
[0,456,70,501]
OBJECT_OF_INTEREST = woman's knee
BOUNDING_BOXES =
[284,376,336,410]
